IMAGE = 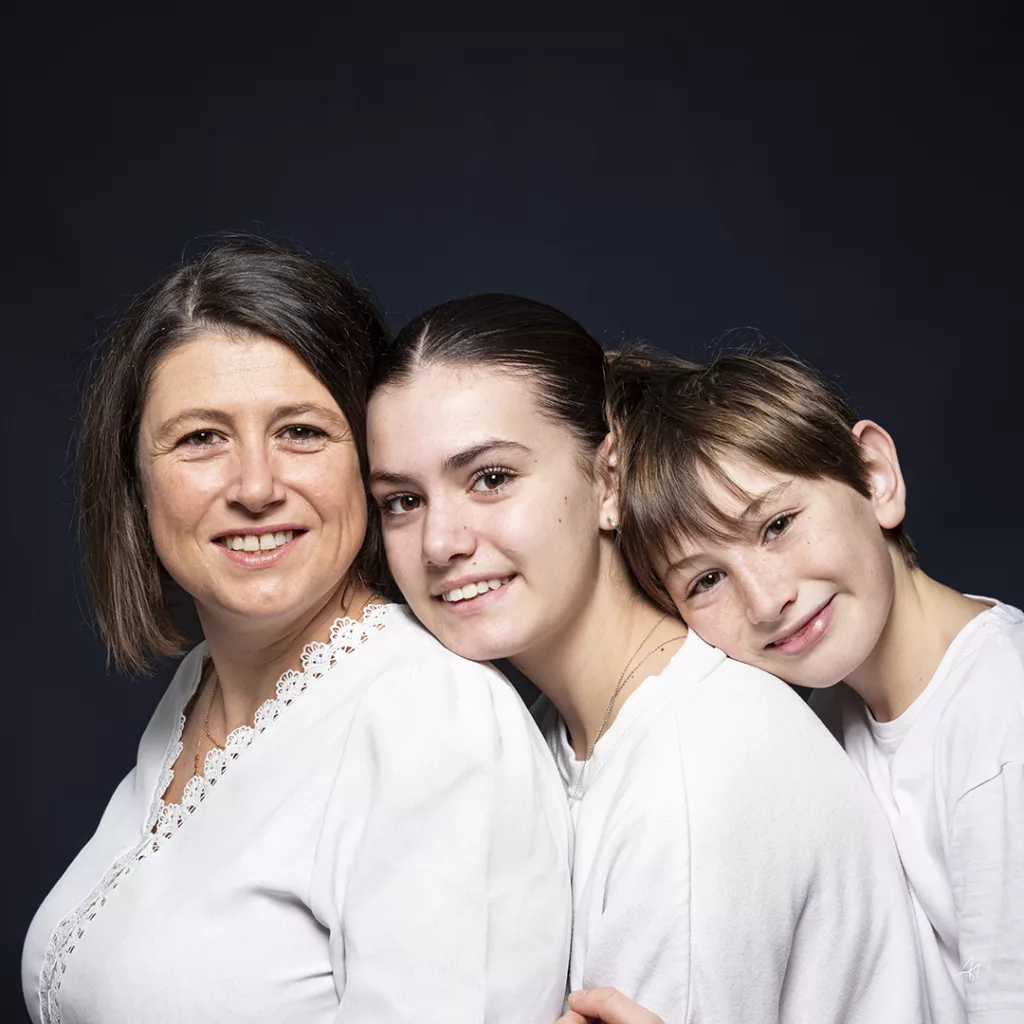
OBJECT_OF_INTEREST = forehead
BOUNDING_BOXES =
[144,331,334,414]
[694,454,794,515]
[657,456,798,567]
[368,363,573,464]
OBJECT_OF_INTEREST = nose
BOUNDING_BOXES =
[421,499,477,567]
[227,443,284,513]
[739,564,797,626]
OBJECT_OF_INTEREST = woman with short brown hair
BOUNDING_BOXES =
[21,241,571,1024]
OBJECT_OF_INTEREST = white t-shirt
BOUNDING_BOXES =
[23,604,572,1024]
[536,629,930,1024]
[815,598,1024,1023]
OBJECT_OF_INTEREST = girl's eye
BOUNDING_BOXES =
[178,429,222,447]
[471,469,514,493]
[688,570,725,598]
[381,494,422,516]
[281,425,326,442]
[764,513,796,541]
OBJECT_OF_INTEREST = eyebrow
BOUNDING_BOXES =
[739,482,791,519]
[153,402,346,443]
[664,482,794,575]
[369,439,532,487]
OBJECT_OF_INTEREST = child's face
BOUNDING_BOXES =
[367,363,615,664]
[657,456,898,689]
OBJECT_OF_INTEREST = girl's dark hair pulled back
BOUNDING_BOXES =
[374,293,609,461]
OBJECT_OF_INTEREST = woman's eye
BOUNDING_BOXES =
[382,494,422,516]
[178,429,222,447]
[688,570,725,597]
[764,513,795,541]
[471,469,512,493]
[281,425,325,442]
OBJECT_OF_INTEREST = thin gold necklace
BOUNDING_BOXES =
[191,594,377,780]
[571,615,686,799]
[194,671,224,778]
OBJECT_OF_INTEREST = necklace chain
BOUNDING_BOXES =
[194,670,224,778]
[571,614,686,800]
[189,593,377,781]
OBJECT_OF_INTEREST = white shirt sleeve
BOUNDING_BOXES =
[949,763,1024,1022]
[310,656,571,1024]
[682,677,930,1024]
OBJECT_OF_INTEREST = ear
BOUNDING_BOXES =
[594,432,621,533]
[851,420,907,530]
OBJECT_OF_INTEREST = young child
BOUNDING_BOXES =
[603,347,1023,1024]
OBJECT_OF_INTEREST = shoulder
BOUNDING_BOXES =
[674,655,840,753]
[934,606,1024,798]
[664,658,878,823]
[349,605,538,746]
[136,642,208,763]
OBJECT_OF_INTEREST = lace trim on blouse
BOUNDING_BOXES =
[37,604,392,1024]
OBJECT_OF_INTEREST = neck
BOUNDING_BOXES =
[845,555,988,722]
[512,545,686,758]
[197,578,375,733]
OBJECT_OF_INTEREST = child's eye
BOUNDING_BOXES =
[380,494,422,516]
[687,570,725,598]
[470,468,515,493]
[764,513,796,541]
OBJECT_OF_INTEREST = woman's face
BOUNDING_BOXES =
[367,363,614,663]
[137,331,367,628]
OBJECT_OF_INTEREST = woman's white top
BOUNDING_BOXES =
[815,598,1024,1024]
[536,629,930,1024]
[23,603,572,1024]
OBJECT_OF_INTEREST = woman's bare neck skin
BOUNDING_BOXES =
[511,544,686,758]
[846,556,989,722]
[196,579,375,733]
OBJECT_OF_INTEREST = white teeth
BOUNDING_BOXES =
[442,576,512,603]
[223,530,294,553]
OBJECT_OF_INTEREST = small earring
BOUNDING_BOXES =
[606,516,619,531]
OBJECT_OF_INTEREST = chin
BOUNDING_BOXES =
[425,618,514,663]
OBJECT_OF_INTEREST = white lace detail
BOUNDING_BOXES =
[37,604,392,1024]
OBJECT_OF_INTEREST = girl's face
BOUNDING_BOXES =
[367,363,616,663]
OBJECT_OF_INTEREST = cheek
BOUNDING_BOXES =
[804,514,891,591]
[142,466,209,548]
[383,527,421,585]
[307,456,368,530]
[686,603,745,655]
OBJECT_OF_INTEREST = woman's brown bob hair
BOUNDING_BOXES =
[79,237,391,676]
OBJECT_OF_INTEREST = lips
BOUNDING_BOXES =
[214,526,306,566]
[765,596,835,655]
[440,575,515,603]
[432,573,518,609]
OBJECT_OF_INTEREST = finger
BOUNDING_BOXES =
[567,987,664,1024]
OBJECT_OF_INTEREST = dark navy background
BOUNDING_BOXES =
[5,10,1021,1018]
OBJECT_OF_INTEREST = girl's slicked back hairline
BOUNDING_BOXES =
[376,293,611,453]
